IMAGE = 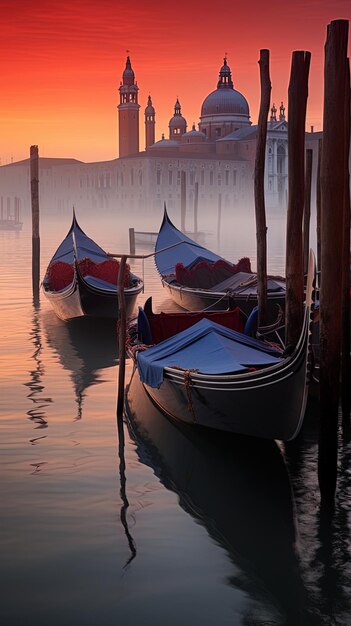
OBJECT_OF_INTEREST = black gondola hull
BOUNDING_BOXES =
[134,307,312,441]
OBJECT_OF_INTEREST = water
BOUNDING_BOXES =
[1,209,350,626]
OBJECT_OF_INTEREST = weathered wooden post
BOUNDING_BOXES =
[14,197,20,223]
[116,255,128,421]
[319,19,349,503]
[303,149,313,277]
[316,139,322,272]
[216,193,222,243]
[180,170,186,232]
[194,181,199,234]
[30,145,40,304]
[341,59,350,422]
[254,49,271,327]
[129,228,135,255]
[285,51,311,347]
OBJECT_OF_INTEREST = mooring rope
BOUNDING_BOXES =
[172,366,198,422]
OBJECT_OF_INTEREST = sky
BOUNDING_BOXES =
[0,0,350,164]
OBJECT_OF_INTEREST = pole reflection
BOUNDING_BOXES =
[24,302,50,430]
[117,410,137,569]
[284,400,351,625]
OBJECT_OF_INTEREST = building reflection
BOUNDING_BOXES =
[43,312,118,419]
[125,369,309,624]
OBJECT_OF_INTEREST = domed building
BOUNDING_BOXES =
[180,124,211,154]
[144,57,252,155]
[149,134,180,151]
[2,54,320,221]
[199,57,251,140]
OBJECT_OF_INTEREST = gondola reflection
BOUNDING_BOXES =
[126,368,310,624]
[43,312,118,418]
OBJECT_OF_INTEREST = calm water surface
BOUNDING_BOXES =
[1,209,350,626]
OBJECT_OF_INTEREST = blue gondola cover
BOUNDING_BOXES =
[137,318,283,388]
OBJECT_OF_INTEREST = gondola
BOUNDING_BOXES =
[155,205,285,320]
[42,212,143,321]
[128,250,316,441]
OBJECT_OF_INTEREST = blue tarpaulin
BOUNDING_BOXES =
[155,210,221,277]
[137,318,283,388]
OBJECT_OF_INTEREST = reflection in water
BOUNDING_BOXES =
[118,414,137,568]
[24,303,51,430]
[43,310,136,564]
[43,312,118,419]
[125,369,309,625]
[284,408,351,626]
[30,461,48,475]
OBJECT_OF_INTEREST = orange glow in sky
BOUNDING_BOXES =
[1,0,350,164]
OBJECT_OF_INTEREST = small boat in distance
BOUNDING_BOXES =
[0,209,23,231]
[154,205,285,320]
[42,212,143,321]
[128,250,316,441]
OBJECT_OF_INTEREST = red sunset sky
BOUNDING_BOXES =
[0,0,350,164]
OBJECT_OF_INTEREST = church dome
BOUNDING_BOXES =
[149,137,180,149]
[169,98,187,129]
[181,124,206,142]
[169,115,187,128]
[200,57,250,122]
[201,88,249,116]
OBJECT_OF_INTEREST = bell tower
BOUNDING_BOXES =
[118,56,140,157]
[145,95,156,150]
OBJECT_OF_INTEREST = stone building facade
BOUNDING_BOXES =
[0,55,321,221]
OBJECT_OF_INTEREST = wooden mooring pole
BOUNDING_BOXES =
[285,50,311,347]
[181,170,186,232]
[194,181,199,234]
[216,193,222,243]
[319,19,349,503]
[316,139,322,273]
[116,255,128,421]
[341,59,350,423]
[254,49,271,327]
[129,228,136,256]
[30,145,40,305]
[303,149,313,277]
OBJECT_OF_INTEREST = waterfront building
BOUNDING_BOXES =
[0,56,321,219]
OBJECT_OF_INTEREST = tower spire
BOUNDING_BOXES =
[169,98,187,140]
[217,56,233,89]
[118,55,140,157]
[145,95,156,150]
